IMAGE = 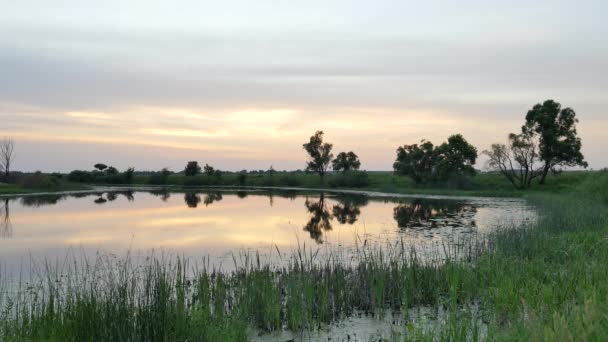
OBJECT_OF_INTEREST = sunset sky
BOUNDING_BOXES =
[1,0,607,172]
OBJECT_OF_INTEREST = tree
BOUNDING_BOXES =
[123,167,135,183]
[523,100,587,184]
[393,140,436,184]
[435,134,478,180]
[483,132,542,189]
[393,135,478,184]
[94,163,108,171]
[203,164,215,176]
[184,161,201,176]
[303,131,333,182]
[106,166,119,176]
[332,151,361,172]
[0,138,15,182]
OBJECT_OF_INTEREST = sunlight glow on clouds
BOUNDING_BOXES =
[0,0,607,171]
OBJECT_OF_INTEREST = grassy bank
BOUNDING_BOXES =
[0,182,90,195]
[140,170,594,198]
[0,172,606,340]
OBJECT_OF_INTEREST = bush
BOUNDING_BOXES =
[328,171,370,188]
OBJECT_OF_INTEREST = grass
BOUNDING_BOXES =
[0,180,90,196]
[0,172,606,340]
[131,170,597,198]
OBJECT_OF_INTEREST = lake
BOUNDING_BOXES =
[0,187,534,275]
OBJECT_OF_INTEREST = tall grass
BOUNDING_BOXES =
[0,172,606,341]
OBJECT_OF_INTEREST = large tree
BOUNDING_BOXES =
[393,135,478,184]
[393,140,437,184]
[184,161,201,176]
[0,138,15,182]
[523,100,587,184]
[303,131,333,182]
[435,134,478,180]
[332,151,361,172]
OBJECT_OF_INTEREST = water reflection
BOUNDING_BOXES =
[332,194,368,225]
[303,193,333,243]
[393,200,476,230]
[21,194,66,207]
[150,189,171,202]
[203,192,223,206]
[1,198,11,238]
[184,193,201,208]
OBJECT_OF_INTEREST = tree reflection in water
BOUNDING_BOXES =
[332,194,368,225]
[203,192,223,206]
[150,189,171,202]
[184,193,202,208]
[1,198,11,238]
[303,193,370,243]
[20,194,66,207]
[393,199,476,229]
[303,193,333,243]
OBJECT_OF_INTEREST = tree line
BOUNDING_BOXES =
[0,99,589,191]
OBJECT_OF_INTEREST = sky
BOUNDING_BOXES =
[1,0,607,172]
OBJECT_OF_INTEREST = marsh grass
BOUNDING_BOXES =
[0,172,606,341]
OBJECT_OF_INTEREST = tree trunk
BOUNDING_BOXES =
[539,164,550,185]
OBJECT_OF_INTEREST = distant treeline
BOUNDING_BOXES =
[2,99,590,191]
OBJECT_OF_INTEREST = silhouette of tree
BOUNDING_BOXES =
[0,137,15,182]
[393,140,436,183]
[522,100,588,184]
[303,131,333,182]
[332,151,361,172]
[484,132,542,189]
[435,134,478,180]
[393,134,477,184]
[94,163,108,171]
[20,194,66,207]
[303,193,333,243]
[106,167,119,176]
[185,161,201,176]
[203,164,215,176]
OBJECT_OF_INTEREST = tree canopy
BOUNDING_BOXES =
[332,151,361,172]
[523,100,587,184]
[393,134,477,184]
[184,161,201,176]
[303,131,334,181]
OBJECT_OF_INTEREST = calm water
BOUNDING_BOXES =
[0,188,534,274]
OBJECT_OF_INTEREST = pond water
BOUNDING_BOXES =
[0,187,534,275]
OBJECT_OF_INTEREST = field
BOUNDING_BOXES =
[134,170,595,197]
[0,171,606,340]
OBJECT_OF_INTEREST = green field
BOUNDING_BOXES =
[133,170,596,197]
[0,171,606,340]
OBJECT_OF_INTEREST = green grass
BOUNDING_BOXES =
[0,172,606,340]
[0,181,90,195]
[133,170,598,198]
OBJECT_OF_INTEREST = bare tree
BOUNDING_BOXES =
[0,137,15,182]
[483,133,542,189]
